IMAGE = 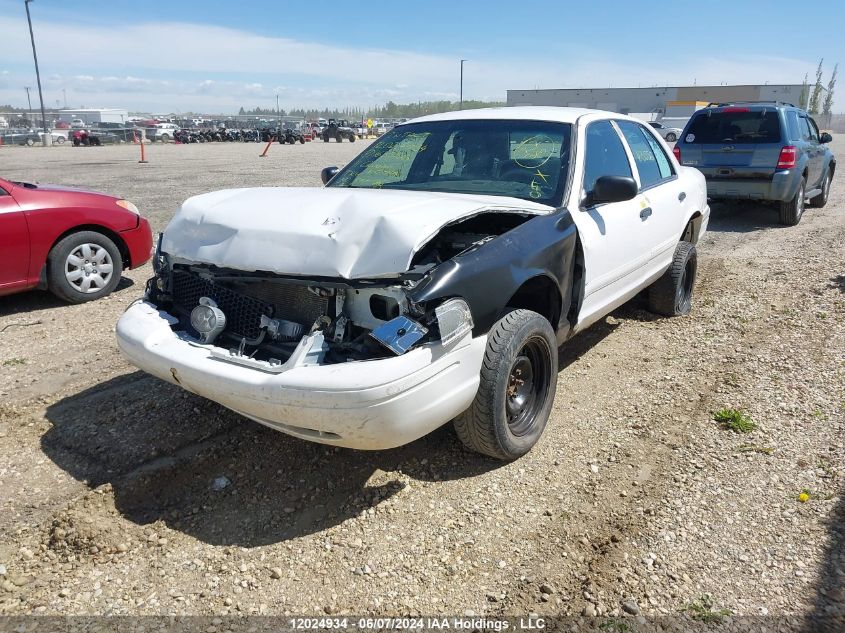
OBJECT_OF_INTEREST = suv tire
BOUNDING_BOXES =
[454,309,557,461]
[665,132,677,142]
[647,241,697,316]
[779,178,805,225]
[809,171,832,208]
[47,231,123,303]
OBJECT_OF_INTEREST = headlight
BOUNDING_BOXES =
[116,199,140,214]
[435,298,473,346]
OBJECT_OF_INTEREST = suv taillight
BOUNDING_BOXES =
[672,146,681,162]
[777,146,797,169]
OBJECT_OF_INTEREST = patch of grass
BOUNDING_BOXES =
[599,620,630,632]
[714,408,756,433]
[685,594,732,623]
[811,409,828,421]
[736,443,773,455]
[2,358,26,367]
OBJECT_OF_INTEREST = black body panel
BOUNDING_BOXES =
[408,210,578,344]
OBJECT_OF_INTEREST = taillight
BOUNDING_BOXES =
[777,146,797,169]
[673,146,681,162]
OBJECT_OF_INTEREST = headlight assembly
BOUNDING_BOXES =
[435,298,473,346]
[115,199,140,214]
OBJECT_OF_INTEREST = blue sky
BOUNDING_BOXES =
[0,0,841,113]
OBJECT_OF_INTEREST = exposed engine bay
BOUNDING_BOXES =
[145,211,534,371]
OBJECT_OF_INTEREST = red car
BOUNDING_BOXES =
[0,177,152,303]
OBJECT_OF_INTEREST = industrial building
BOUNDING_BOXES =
[506,84,806,127]
[57,108,130,125]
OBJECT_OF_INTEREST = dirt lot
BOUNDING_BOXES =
[0,140,842,627]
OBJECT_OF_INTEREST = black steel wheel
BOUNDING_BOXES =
[454,309,557,460]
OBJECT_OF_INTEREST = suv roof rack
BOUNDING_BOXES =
[705,101,796,108]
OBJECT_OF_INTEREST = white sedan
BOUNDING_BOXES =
[117,107,709,461]
[647,120,683,142]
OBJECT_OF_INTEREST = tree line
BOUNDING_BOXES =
[236,99,505,120]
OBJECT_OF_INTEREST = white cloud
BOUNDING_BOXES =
[0,13,830,112]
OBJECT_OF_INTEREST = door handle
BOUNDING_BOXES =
[640,207,653,220]
[678,191,686,202]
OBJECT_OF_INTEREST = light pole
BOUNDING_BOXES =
[459,59,467,108]
[25,86,32,114]
[62,88,67,108]
[24,0,49,145]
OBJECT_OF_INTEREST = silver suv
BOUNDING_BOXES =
[674,102,835,225]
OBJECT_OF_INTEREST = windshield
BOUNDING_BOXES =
[329,120,573,206]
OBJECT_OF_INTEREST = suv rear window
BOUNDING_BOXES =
[685,110,781,144]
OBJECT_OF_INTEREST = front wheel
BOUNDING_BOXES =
[665,132,677,142]
[647,241,697,316]
[454,309,557,460]
[779,178,805,225]
[47,231,123,303]
[56,136,66,145]
[159,133,170,143]
[348,134,356,143]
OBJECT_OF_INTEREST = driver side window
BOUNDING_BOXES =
[582,121,633,194]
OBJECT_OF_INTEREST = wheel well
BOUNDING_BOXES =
[682,212,703,244]
[506,275,561,328]
[48,225,130,269]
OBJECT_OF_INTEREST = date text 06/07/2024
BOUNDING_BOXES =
[287,616,547,630]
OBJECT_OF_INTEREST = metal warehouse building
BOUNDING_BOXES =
[507,84,805,127]
[57,108,130,125]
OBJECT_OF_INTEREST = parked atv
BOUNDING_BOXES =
[322,119,356,142]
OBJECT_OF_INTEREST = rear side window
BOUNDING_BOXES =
[798,116,812,141]
[583,120,633,193]
[617,121,673,188]
[786,111,801,141]
[685,110,782,144]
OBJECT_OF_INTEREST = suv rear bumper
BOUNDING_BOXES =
[706,169,799,202]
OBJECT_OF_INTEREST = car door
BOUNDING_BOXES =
[0,184,30,292]
[570,119,649,329]
[803,116,824,188]
[616,120,685,272]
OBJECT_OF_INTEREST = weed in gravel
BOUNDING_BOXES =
[811,409,828,421]
[714,408,756,433]
[798,489,811,503]
[2,358,26,366]
[736,443,773,455]
[685,594,732,622]
[599,620,630,632]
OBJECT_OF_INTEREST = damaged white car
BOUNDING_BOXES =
[117,107,709,460]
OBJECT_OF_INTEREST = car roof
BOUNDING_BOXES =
[403,106,619,126]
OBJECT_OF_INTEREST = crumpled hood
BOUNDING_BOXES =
[161,187,553,279]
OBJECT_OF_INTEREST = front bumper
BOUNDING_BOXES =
[116,301,486,450]
[120,217,154,269]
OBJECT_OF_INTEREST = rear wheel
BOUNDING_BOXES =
[56,136,66,145]
[454,309,557,461]
[647,241,697,316]
[665,132,677,142]
[809,171,832,208]
[47,231,123,303]
[159,133,170,143]
[779,178,805,226]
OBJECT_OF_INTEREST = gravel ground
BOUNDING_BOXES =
[0,139,842,629]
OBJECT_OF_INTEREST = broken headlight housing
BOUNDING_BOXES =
[434,298,473,347]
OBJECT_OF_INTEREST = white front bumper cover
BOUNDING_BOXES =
[116,301,486,450]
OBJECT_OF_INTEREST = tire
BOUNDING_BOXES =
[323,134,329,142]
[647,241,697,316]
[665,132,677,142]
[26,138,34,147]
[349,134,356,143]
[779,177,805,226]
[299,137,305,144]
[454,309,558,461]
[56,136,66,145]
[809,170,832,208]
[47,231,123,304]
[159,134,170,143]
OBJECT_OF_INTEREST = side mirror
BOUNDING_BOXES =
[584,175,638,206]
[321,166,339,185]
[820,132,833,144]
